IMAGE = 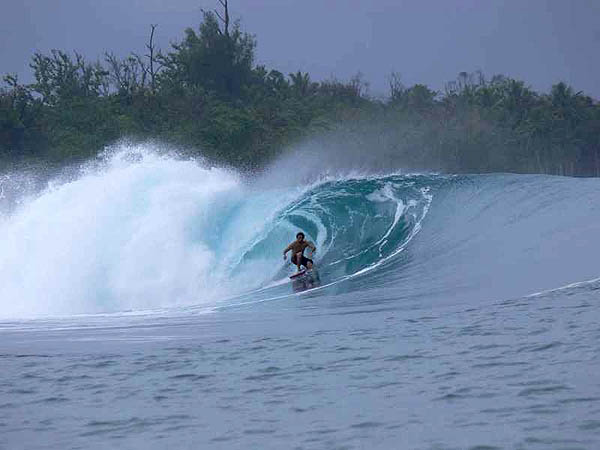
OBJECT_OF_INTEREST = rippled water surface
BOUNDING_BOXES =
[2,279,600,450]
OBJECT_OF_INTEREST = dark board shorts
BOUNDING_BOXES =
[291,254,313,268]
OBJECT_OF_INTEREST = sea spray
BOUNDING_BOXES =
[0,146,247,317]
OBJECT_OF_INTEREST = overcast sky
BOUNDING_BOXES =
[2,0,599,98]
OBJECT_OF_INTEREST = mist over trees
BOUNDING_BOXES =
[1,1,599,176]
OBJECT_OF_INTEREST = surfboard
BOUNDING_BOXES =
[289,269,307,279]
[290,268,320,292]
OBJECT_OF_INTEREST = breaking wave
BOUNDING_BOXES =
[1,144,599,318]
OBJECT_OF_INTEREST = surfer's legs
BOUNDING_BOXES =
[294,252,303,272]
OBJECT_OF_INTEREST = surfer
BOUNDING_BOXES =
[283,232,316,274]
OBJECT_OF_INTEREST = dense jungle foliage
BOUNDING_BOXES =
[1,3,599,176]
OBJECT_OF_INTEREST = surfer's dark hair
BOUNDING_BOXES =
[296,232,305,238]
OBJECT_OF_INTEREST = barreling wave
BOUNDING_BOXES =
[1,143,599,318]
[0,145,432,318]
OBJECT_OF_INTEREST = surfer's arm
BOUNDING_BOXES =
[308,241,316,252]
[283,243,293,258]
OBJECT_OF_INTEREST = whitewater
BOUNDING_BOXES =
[1,144,600,449]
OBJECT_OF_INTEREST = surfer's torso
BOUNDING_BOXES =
[287,240,313,255]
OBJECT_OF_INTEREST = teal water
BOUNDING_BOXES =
[1,147,600,449]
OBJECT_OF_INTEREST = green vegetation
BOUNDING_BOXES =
[2,2,599,176]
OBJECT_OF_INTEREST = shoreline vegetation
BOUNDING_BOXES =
[1,2,599,177]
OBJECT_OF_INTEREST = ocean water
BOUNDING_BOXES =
[1,147,600,449]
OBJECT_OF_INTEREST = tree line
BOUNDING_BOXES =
[1,2,599,176]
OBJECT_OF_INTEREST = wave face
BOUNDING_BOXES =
[1,145,600,318]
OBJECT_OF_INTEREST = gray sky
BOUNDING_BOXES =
[2,0,599,98]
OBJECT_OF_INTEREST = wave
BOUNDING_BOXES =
[1,144,599,318]
[0,145,429,317]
